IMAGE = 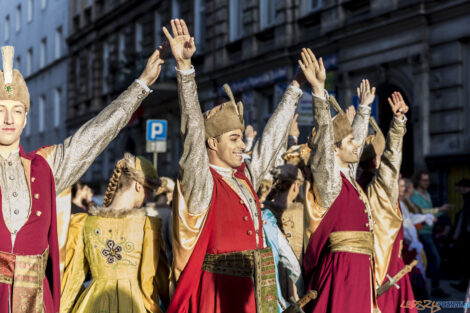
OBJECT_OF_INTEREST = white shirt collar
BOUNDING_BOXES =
[209,164,236,177]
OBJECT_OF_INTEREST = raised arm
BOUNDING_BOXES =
[246,66,303,191]
[38,48,165,194]
[351,79,374,176]
[164,19,213,214]
[373,92,408,204]
[302,49,341,208]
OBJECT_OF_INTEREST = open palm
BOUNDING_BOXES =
[388,91,409,119]
[163,19,196,67]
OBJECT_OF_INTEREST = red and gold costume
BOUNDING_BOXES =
[167,67,302,313]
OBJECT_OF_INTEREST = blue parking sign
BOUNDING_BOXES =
[146,120,167,142]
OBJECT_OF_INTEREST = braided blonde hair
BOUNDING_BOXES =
[102,153,156,207]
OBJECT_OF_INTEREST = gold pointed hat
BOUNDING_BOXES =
[203,84,245,140]
[0,46,30,111]
[360,117,386,162]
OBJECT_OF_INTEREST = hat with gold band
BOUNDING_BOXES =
[0,46,30,111]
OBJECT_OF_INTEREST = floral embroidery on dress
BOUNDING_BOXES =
[101,239,123,264]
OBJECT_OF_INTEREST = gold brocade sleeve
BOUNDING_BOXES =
[171,180,210,285]
[60,213,88,313]
[309,96,341,209]
[140,217,170,313]
[351,105,372,176]
[368,117,407,284]
[247,85,302,191]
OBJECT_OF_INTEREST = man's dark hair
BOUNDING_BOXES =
[71,181,85,199]
[412,170,430,188]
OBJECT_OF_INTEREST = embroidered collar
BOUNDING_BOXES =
[0,148,20,162]
[88,205,146,218]
[209,164,237,177]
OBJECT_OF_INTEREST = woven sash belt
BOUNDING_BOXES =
[328,231,374,256]
[0,248,49,313]
[202,248,277,313]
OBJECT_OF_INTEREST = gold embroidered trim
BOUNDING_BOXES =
[329,231,374,256]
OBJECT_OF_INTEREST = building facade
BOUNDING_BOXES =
[65,0,470,212]
[1,0,69,154]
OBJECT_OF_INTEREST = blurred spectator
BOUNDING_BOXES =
[451,178,470,292]
[399,178,433,299]
[71,181,94,214]
[146,177,175,264]
[410,170,452,297]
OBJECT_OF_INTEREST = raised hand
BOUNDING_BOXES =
[357,79,376,107]
[162,19,196,70]
[387,91,409,119]
[289,113,300,138]
[138,47,165,86]
[346,105,356,125]
[298,48,326,96]
[245,125,257,140]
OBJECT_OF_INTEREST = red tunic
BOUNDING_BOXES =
[303,174,374,313]
[358,172,417,313]
[377,226,417,313]
[0,147,60,313]
[168,163,264,313]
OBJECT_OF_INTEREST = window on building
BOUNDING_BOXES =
[4,15,10,42]
[41,0,47,10]
[38,95,45,133]
[75,0,80,15]
[54,88,61,128]
[40,38,47,68]
[194,0,205,48]
[172,0,181,18]
[15,56,21,71]
[118,32,126,63]
[27,0,34,23]
[302,0,322,13]
[135,22,143,54]
[75,55,81,95]
[55,27,62,59]
[259,0,275,30]
[27,48,33,75]
[154,11,162,47]
[16,5,21,32]
[102,43,109,94]
[229,0,243,41]
[86,0,92,8]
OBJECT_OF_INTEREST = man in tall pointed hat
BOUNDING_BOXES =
[163,19,304,313]
[0,44,164,313]
[299,49,385,313]
[356,93,417,313]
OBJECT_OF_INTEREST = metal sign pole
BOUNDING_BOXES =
[153,152,158,175]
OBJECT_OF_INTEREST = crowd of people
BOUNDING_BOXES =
[0,17,469,313]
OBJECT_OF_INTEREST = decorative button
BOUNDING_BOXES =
[9,175,14,180]
[31,177,36,182]
[8,161,12,166]
[263,220,267,224]
[247,230,253,236]
[12,192,18,197]
[249,199,253,203]
[14,209,19,215]
[34,194,40,199]
[137,95,142,99]
[12,230,17,234]
[36,211,42,216]
[365,223,369,227]
[142,89,146,94]
[243,216,249,221]
[364,209,367,213]
[239,200,244,205]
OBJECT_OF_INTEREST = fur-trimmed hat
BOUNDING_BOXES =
[282,144,312,168]
[329,96,353,145]
[0,46,30,111]
[155,176,175,196]
[360,117,386,162]
[203,84,245,140]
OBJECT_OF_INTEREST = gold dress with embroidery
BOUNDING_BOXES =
[60,209,170,313]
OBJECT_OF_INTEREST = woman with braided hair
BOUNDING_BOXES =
[60,153,170,313]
